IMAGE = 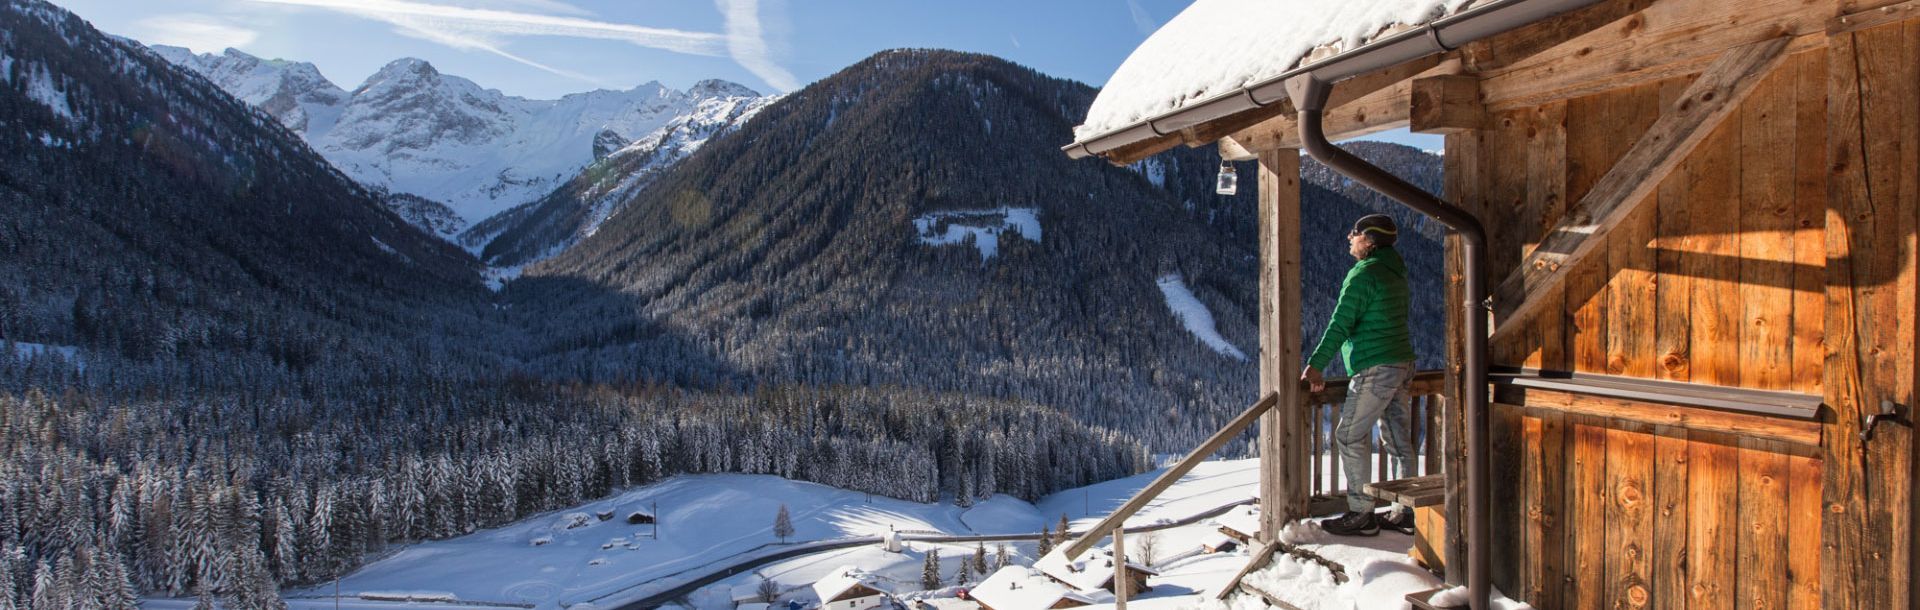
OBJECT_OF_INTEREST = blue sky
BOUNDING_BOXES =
[54,0,1438,149]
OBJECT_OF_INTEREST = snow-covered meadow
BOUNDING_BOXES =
[146,457,1484,610]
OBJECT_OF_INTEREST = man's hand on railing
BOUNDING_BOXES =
[1301,365,1326,393]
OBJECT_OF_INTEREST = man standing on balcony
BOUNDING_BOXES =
[1301,214,1418,537]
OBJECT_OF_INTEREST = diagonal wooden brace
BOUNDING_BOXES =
[1488,35,1794,344]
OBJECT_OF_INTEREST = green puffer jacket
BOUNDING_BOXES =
[1307,246,1417,374]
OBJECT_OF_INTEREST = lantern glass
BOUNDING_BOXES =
[1215,161,1238,195]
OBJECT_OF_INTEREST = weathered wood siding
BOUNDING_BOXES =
[1477,51,1830,393]
[1488,392,1823,610]
[1448,44,1854,609]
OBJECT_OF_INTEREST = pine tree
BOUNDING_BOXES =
[920,550,941,590]
[994,543,1010,569]
[771,505,794,544]
[1036,526,1052,556]
[0,559,17,610]
[28,562,56,610]
[956,561,972,586]
[1054,514,1071,546]
[971,543,987,575]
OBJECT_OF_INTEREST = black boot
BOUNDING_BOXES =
[1322,510,1379,536]
[1381,509,1417,535]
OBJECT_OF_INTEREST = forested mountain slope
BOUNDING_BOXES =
[515,50,1445,451]
[0,0,506,393]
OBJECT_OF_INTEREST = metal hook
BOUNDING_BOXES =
[1861,399,1904,442]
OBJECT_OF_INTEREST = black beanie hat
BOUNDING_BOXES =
[1353,214,1398,247]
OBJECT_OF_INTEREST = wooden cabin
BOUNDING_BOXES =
[1060,0,1919,607]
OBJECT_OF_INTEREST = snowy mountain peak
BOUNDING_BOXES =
[689,79,760,100]
[150,44,348,134]
[150,43,776,238]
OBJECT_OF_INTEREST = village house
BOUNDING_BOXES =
[1052,0,1920,607]
[1034,548,1156,598]
[811,566,892,610]
[971,567,1096,610]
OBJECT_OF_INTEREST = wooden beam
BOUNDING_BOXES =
[1456,0,1658,73]
[1487,36,1793,343]
[1410,75,1484,134]
[1476,0,1833,111]
[1218,138,1257,162]
[1828,0,1920,34]
[1258,148,1308,537]
[1225,60,1463,154]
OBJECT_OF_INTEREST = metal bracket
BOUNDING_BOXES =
[1861,399,1905,442]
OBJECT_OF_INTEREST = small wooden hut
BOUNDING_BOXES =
[1060,0,1919,607]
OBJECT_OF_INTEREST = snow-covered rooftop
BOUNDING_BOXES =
[1033,548,1158,592]
[813,566,888,604]
[1213,505,1262,539]
[1075,0,1478,141]
[972,567,1097,610]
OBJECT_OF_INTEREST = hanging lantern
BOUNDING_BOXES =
[1215,160,1238,196]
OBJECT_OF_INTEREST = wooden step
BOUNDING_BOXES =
[1362,473,1447,508]
[1405,587,1464,610]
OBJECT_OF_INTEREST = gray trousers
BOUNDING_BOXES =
[1337,361,1416,513]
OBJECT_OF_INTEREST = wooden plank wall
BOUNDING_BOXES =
[1452,46,1845,609]
[1484,52,1829,394]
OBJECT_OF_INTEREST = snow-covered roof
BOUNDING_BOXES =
[1200,531,1238,550]
[1214,505,1262,539]
[1076,0,1478,142]
[813,566,888,604]
[972,567,1097,610]
[1034,548,1158,592]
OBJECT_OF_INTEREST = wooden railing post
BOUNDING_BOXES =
[1113,527,1128,610]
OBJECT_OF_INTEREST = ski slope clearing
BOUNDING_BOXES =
[1154,274,1248,360]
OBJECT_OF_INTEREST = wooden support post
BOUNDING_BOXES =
[1488,36,1794,342]
[1411,75,1483,134]
[1113,528,1128,610]
[1259,148,1307,540]
[1821,21,1917,610]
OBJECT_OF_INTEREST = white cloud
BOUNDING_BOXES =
[245,0,802,92]
[715,0,798,92]
[134,14,261,53]
[245,0,728,55]
[383,13,607,85]
[1126,0,1157,36]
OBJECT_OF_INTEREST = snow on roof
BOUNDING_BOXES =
[1076,0,1478,141]
[1200,531,1238,550]
[1034,548,1158,592]
[812,566,888,604]
[1214,505,1261,538]
[972,567,1097,610]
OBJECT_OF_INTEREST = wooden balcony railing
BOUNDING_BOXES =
[1059,370,1447,574]
[1304,370,1446,503]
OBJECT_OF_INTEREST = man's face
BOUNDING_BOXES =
[1348,230,1371,260]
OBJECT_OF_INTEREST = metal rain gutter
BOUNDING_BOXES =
[1063,0,1605,160]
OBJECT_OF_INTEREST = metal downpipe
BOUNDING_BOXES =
[1285,75,1492,610]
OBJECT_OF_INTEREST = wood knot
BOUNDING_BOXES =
[1618,483,1643,506]
[1628,584,1650,606]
